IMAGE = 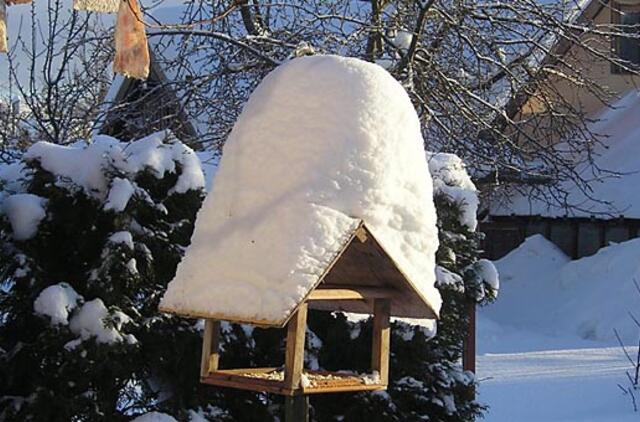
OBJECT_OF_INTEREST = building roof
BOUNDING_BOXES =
[491,89,640,219]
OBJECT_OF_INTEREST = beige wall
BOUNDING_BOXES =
[521,2,640,120]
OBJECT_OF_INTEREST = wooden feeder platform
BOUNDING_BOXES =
[202,367,385,396]
[200,290,390,396]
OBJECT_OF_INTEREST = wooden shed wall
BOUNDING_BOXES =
[481,216,640,260]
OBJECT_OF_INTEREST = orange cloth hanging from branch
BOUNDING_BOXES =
[0,0,7,53]
[113,0,149,80]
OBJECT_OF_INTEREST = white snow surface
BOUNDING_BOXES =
[478,233,640,421]
[104,177,135,212]
[130,412,178,422]
[390,30,413,50]
[33,283,81,325]
[161,55,440,324]
[427,152,478,230]
[69,298,132,345]
[23,130,204,199]
[475,258,499,291]
[2,193,46,240]
[478,345,636,422]
[483,234,640,345]
[109,231,134,249]
[492,90,640,218]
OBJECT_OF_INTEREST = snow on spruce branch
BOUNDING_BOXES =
[0,129,204,241]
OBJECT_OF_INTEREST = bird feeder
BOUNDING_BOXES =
[158,55,442,404]
[161,222,437,396]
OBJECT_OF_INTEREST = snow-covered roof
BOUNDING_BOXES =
[159,55,440,326]
[491,89,640,219]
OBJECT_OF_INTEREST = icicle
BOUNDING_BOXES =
[113,0,149,80]
[73,0,119,14]
[0,0,7,53]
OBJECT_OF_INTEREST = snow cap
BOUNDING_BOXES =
[160,55,440,326]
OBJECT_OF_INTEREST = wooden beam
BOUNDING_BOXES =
[285,395,309,422]
[200,319,221,377]
[284,303,307,391]
[463,301,476,375]
[355,226,368,242]
[203,370,290,395]
[202,367,388,396]
[308,286,396,301]
[371,298,391,385]
[303,383,385,394]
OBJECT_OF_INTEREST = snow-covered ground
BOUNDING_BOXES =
[478,345,634,422]
[478,235,640,421]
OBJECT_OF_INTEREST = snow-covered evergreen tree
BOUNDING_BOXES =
[0,130,497,421]
[0,131,212,420]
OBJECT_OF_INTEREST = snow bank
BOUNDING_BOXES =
[161,55,440,324]
[428,152,478,230]
[3,193,46,240]
[23,130,204,199]
[482,234,640,345]
[33,283,81,325]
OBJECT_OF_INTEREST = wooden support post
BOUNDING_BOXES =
[463,301,476,412]
[371,298,391,384]
[284,303,308,391]
[285,395,309,422]
[462,301,476,374]
[200,319,221,377]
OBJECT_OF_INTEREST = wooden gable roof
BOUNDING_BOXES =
[160,220,438,327]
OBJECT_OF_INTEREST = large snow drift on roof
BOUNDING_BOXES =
[160,55,440,325]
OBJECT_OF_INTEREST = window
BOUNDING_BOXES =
[613,3,640,72]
